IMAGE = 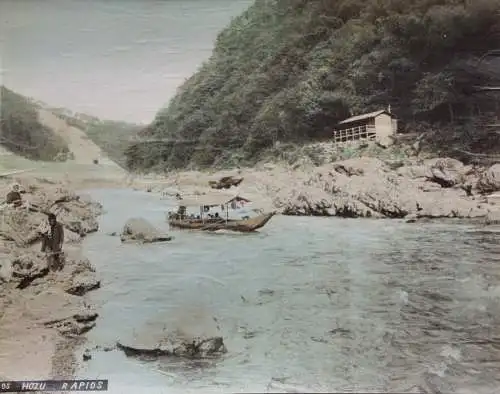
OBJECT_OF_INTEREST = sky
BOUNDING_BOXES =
[0,0,252,124]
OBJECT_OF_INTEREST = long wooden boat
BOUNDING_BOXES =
[168,212,275,233]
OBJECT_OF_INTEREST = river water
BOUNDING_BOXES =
[77,188,500,393]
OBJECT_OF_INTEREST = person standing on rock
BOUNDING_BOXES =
[40,213,65,271]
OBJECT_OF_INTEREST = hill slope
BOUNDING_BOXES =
[46,108,142,168]
[1,86,140,168]
[126,0,500,171]
[0,86,70,161]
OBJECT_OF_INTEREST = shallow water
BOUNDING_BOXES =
[77,188,500,393]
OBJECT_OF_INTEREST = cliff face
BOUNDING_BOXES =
[126,0,500,172]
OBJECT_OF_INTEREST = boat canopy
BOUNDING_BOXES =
[178,192,251,207]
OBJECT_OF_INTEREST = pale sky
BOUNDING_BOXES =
[0,0,251,124]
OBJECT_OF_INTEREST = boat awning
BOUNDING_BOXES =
[178,192,251,207]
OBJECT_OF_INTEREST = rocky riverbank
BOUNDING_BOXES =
[133,157,500,224]
[0,176,102,379]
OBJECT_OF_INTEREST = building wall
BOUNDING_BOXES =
[374,113,396,145]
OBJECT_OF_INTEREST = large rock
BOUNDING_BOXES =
[273,157,490,219]
[63,258,100,296]
[424,158,465,188]
[0,209,47,246]
[117,335,227,359]
[209,176,243,190]
[477,164,500,193]
[52,200,99,236]
[120,218,173,243]
[10,252,49,289]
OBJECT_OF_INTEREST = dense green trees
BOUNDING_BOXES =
[0,86,69,161]
[126,0,500,171]
[83,120,142,167]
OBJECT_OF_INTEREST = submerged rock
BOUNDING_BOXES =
[405,213,418,223]
[120,218,173,244]
[116,335,227,359]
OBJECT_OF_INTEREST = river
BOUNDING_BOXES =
[76,188,500,393]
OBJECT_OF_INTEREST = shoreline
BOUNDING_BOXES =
[1,154,498,383]
[129,156,500,225]
[0,174,104,381]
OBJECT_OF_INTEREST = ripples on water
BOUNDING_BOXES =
[78,189,500,393]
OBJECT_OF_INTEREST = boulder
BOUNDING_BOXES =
[10,252,49,289]
[424,158,465,188]
[273,157,489,220]
[477,164,500,193]
[0,209,46,246]
[209,176,243,190]
[64,229,82,244]
[333,163,364,177]
[116,335,227,359]
[52,201,99,236]
[120,218,173,244]
[63,258,100,296]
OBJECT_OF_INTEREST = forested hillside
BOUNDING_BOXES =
[47,108,142,167]
[0,86,70,161]
[126,0,500,171]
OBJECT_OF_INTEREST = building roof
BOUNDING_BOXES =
[338,110,395,125]
[178,192,251,207]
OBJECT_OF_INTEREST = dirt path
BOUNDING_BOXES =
[37,108,120,167]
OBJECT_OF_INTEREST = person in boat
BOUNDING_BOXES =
[39,213,65,271]
[214,212,225,222]
[5,183,29,209]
